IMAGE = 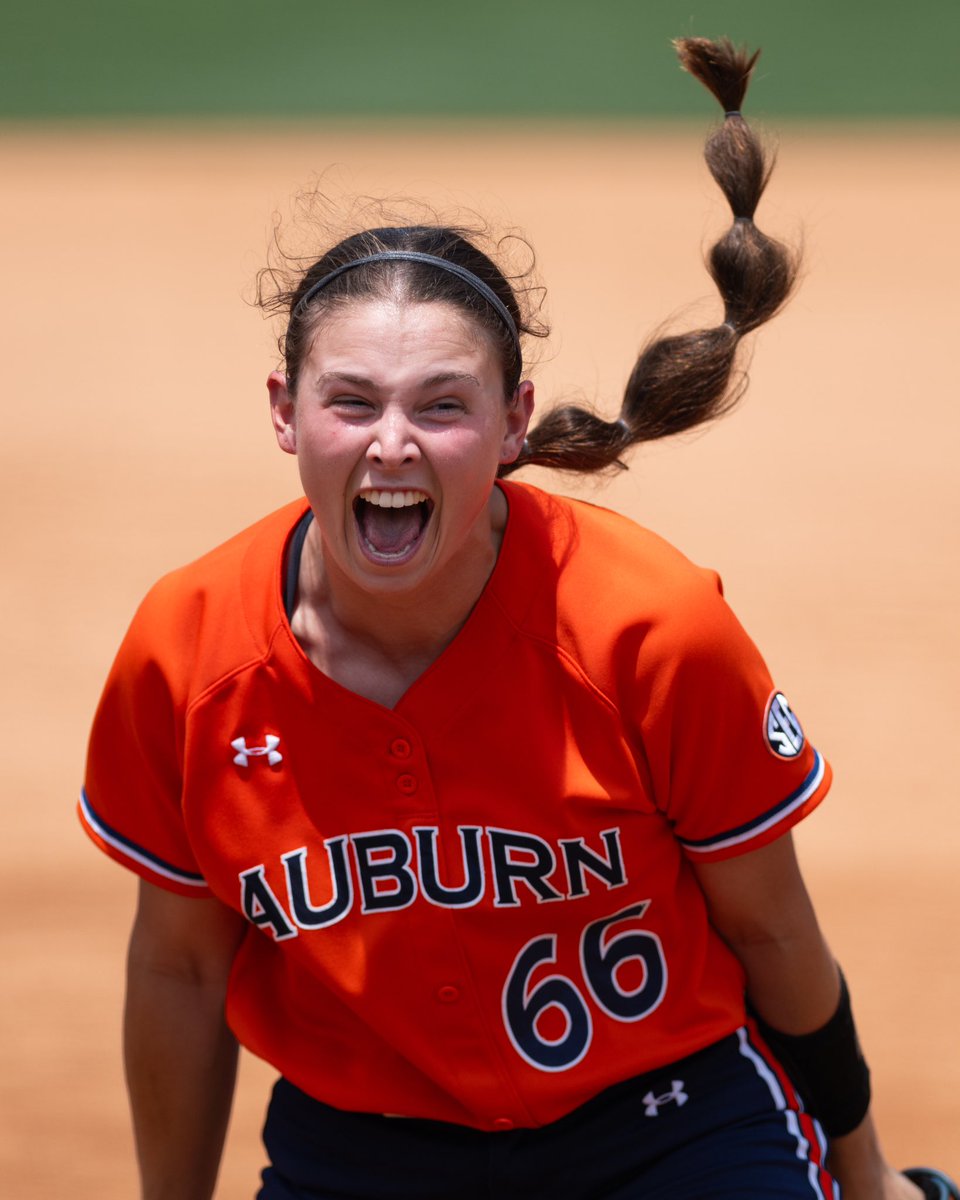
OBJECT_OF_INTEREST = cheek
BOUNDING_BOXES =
[435,436,503,515]
[447,413,509,463]
[295,430,356,508]
[299,420,358,470]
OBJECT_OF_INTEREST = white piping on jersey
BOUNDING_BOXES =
[681,752,825,855]
[737,1026,837,1200]
[79,789,207,889]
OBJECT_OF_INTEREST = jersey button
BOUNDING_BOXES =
[436,985,460,1004]
[390,737,412,759]
[396,773,418,795]
[493,1117,514,1131]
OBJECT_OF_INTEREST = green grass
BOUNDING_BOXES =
[4,0,959,119]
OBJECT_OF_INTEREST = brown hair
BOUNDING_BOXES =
[504,36,799,476]
[258,223,548,401]
[259,38,797,477]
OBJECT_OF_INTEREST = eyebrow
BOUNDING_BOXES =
[314,370,482,391]
[423,371,482,389]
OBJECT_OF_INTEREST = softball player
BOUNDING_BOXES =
[79,38,956,1200]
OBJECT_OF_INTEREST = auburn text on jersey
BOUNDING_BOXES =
[240,824,628,941]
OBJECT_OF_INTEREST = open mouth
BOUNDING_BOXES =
[353,489,434,563]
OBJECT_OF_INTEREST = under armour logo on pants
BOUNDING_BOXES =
[643,1080,688,1117]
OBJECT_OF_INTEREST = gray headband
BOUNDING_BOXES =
[292,250,522,388]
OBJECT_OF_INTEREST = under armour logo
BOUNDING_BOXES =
[642,1080,688,1117]
[232,735,282,767]
[765,692,805,759]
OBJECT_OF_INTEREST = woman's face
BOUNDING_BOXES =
[268,298,533,599]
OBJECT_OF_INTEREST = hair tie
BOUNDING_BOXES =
[292,251,522,387]
[615,417,631,434]
[724,110,742,118]
[733,215,753,224]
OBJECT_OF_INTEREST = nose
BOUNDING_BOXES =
[367,408,421,469]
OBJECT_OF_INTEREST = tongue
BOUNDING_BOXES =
[359,503,424,555]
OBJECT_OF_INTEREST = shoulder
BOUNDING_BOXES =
[498,479,731,644]
[494,480,766,712]
[117,499,308,702]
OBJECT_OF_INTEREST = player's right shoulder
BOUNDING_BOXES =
[117,499,308,702]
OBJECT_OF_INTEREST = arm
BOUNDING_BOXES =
[124,879,248,1200]
[693,833,920,1200]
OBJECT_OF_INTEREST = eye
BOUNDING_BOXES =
[331,395,374,413]
[423,398,465,418]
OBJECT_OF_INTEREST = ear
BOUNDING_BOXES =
[268,371,297,455]
[499,380,535,465]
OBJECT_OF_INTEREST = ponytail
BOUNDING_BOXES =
[501,37,798,477]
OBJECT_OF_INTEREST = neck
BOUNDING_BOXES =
[323,553,494,662]
[291,488,506,696]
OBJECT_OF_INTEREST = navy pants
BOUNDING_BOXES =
[257,1027,838,1200]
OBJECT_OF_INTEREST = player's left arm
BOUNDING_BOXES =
[692,832,921,1200]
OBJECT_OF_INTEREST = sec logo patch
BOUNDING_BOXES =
[765,692,805,758]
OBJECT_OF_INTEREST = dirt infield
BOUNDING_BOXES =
[2,121,957,1196]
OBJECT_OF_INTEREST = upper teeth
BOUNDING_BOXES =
[360,489,428,509]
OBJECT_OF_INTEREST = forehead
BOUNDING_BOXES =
[304,298,496,372]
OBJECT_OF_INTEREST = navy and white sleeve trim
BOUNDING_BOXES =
[679,751,826,856]
[79,789,207,888]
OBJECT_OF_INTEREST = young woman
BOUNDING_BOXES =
[79,38,955,1200]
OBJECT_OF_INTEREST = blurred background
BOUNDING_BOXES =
[2,2,958,1196]
[4,0,960,118]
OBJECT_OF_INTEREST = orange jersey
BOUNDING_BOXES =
[79,480,830,1131]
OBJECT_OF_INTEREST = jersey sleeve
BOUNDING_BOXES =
[632,570,831,863]
[78,581,211,897]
